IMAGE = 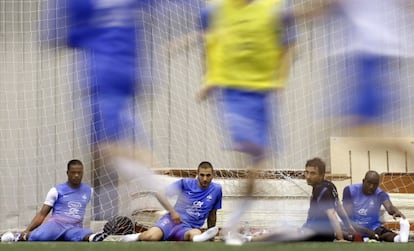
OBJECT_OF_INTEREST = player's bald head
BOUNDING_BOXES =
[364,170,379,183]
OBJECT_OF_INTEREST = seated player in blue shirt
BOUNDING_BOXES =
[120,161,222,242]
[17,159,107,242]
[342,170,410,242]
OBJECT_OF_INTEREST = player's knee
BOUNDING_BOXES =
[28,231,48,241]
[186,229,202,241]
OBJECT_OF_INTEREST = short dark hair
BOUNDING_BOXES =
[305,157,326,175]
[67,159,83,171]
[198,161,213,172]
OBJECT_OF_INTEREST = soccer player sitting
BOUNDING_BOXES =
[120,161,222,242]
[245,158,354,243]
[16,160,107,242]
[342,170,410,242]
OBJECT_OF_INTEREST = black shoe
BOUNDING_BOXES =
[92,232,109,242]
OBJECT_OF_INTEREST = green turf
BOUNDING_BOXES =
[1,242,414,251]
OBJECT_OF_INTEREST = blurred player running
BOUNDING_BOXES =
[44,0,180,220]
[197,0,296,245]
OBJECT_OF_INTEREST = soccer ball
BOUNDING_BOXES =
[1,232,15,242]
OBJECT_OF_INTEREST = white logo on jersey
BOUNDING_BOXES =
[65,201,82,219]
[186,201,204,218]
[358,208,368,216]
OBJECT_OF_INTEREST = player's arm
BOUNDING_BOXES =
[322,185,348,242]
[338,187,355,231]
[24,204,52,232]
[277,25,295,87]
[336,202,356,233]
[383,199,405,219]
[196,2,219,103]
[154,191,181,224]
[337,202,376,239]
[206,209,217,229]
[379,191,405,219]
[19,187,56,240]
[325,208,346,241]
[288,0,337,19]
[155,179,188,224]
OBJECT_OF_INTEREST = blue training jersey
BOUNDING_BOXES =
[166,178,222,228]
[50,182,92,226]
[66,0,138,50]
[343,183,389,230]
[65,0,142,143]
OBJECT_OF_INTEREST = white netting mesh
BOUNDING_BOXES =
[1,0,414,232]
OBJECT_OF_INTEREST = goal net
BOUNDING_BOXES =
[1,0,414,234]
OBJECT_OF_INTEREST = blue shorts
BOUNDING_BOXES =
[218,88,271,158]
[344,53,397,124]
[88,48,137,144]
[29,220,92,241]
[155,214,193,241]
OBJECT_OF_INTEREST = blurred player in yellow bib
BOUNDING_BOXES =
[197,0,296,245]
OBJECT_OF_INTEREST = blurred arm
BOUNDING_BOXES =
[154,191,181,224]
[288,0,337,19]
[326,208,345,241]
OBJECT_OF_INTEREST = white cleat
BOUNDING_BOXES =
[193,226,219,242]
[120,233,141,242]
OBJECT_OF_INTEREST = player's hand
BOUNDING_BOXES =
[196,85,215,103]
[367,232,379,240]
[18,230,29,241]
[391,211,405,220]
[170,210,182,224]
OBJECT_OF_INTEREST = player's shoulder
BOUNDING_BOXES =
[80,182,92,187]
[181,177,193,184]
[348,183,362,190]
[179,177,196,189]
[321,179,336,188]
[80,182,93,190]
[55,182,67,189]
[210,181,222,191]
[207,182,222,200]
[375,187,387,195]
[314,180,337,194]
